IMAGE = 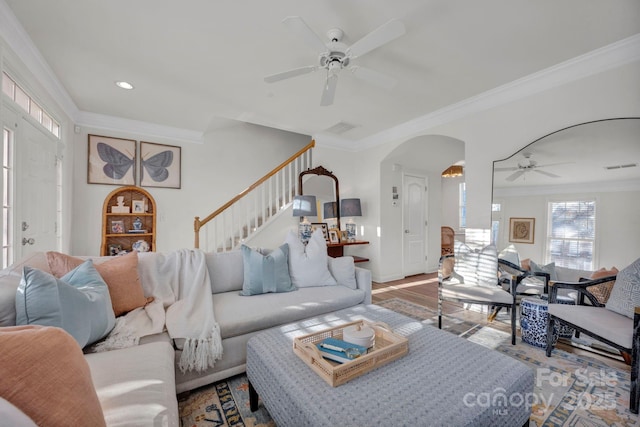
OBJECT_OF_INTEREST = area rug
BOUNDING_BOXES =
[179,374,274,427]
[178,298,636,426]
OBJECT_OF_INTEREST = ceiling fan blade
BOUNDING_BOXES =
[349,66,397,90]
[506,170,525,182]
[347,19,406,58]
[282,16,328,53]
[534,169,561,178]
[320,75,338,106]
[494,166,519,172]
[264,66,317,83]
[534,161,574,168]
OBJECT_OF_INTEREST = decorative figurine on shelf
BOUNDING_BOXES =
[132,217,143,231]
[111,195,130,213]
[132,240,150,253]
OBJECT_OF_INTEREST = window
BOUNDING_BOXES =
[547,200,596,270]
[2,72,60,138]
[491,202,501,246]
[2,128,13,268]
[459,182,466,229]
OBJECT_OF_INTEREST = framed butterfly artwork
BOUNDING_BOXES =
[88,135,137,185]
[140,141,181,189]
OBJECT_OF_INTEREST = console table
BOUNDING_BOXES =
[327,240,369,263]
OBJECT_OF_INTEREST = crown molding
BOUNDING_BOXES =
[493,178,640,198]
[353,33,640,152]
[0,0,78,120]
[76,112,204,144]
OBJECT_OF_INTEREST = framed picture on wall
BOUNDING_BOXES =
[88,135,136,185]
[140,141,181,189]
[509,217,535,244]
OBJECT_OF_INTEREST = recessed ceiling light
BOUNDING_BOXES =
[115,81,134,90]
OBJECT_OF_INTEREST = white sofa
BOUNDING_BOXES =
[0,249,371,426]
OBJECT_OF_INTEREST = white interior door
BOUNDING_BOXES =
[13,114,58,260]
[403,174,427,276]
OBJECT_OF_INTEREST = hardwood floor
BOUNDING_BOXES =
[372,273,629,371]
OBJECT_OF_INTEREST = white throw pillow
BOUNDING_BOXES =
[328,256,357,289]
[285,229,337,288]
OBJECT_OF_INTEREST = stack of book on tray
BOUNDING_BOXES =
[316,337,368,364]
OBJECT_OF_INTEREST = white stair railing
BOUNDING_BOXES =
[194,140,314,251]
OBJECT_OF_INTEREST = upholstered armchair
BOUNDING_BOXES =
[497,258,550,297]
[438,250,517,345]
[441,226,455,256]
[545,263,639,414]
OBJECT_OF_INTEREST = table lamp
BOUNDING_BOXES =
[323,201,338,229]
[340,198,362,242]
[293,195,317,243]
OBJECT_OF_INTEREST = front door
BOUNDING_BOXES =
[403,174,427,276]
[3,107,59,262]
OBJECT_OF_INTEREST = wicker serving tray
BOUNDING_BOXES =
[293,320,409,387]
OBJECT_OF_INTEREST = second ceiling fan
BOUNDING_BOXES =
[264,16,406,106]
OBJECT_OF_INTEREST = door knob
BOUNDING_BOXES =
[22,221,29,231]
[22,237,35,246]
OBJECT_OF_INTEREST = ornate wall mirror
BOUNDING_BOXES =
[299,166,341,231]
[492,117,640,269]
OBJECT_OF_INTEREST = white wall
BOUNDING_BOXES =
[314,60,640,282]
[494,188,640,269]
[70,121,310,255]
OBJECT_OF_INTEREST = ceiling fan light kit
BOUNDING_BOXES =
[264,16,406,106]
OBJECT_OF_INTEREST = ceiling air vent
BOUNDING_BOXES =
[604,163,638,170]
[324,121,358,135]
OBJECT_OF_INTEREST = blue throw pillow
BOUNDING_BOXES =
[529,260,558,281]
[240,244,296,296]
[15,260,116,347]
[605,257,640,319]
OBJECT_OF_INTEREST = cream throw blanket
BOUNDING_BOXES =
[93,249,222,373]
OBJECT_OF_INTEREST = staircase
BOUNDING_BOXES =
[194,140,315,251]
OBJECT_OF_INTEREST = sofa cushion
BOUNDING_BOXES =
[212,286,365,339]
[240,244,295,295]
[0,252,51,326]
[0,325,106,427]
[85,341,178,426]
[498,244,520,266]
[454,243,498,287]
[605,258,640,319]
[206,250,244,294]
[47,251,151,316]
[328,256,357,289]
[549,305,632,349]
[15,262,116,347]
[0,397,37,427]
[285,229,337,288]
[586,267,618,304]
[529,260,558,281]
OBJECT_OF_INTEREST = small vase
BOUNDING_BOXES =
[133,217,143,231]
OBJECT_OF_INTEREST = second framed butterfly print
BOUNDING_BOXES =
[140,141,181,189]
[88,135,136,185]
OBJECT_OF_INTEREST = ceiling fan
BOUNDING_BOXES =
[495,152,571,182]
[264,16,406,106]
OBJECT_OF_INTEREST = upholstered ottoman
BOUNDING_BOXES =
[246,305,533,427]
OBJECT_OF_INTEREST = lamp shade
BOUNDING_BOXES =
[340,198,362,217]
[293,195,317,217]
[323,202,338,220]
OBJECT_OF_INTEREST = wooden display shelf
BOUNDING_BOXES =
[101,186,156,256]
[327,240,369,263]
